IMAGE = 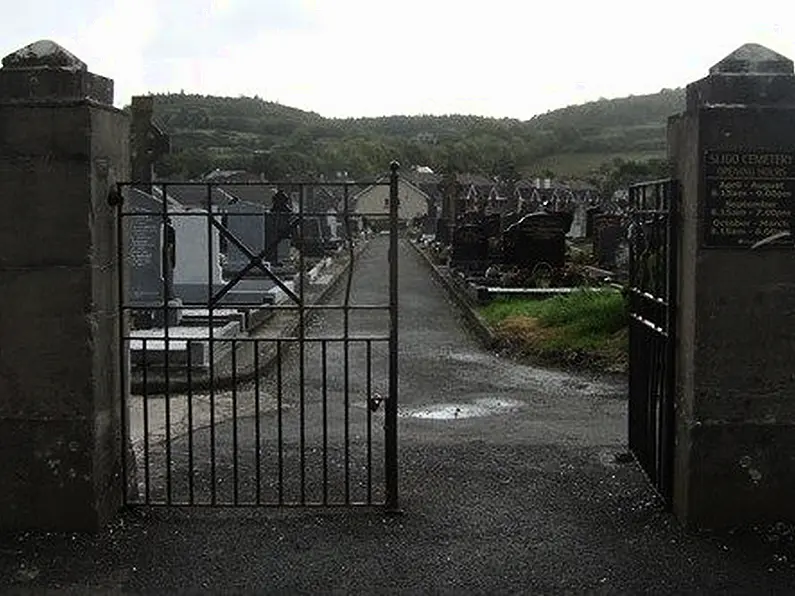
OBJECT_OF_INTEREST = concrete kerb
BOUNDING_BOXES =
[130,240,371,395]
[408,240,498,350]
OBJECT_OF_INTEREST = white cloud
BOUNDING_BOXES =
[3,0,795,117]
[44,0,161,107]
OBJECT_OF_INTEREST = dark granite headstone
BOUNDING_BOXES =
[585,207,603,238]
[436,218,451,244]
[592,214,625,269]
[225,200,267,274]
[484,213,502,238]
[502,212,567,270]
[127,191,164,306]
[503,211,521,230]
[548,211,574,235]
[267,191,294,265]
[300,217,327,257]
[450,222,488,271]
[126,190,181,328]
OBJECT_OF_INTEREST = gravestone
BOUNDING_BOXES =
[592,214,625,270]
[503,211,521,230]
[483,213,503,265]
[322,208,343,250]
[172,209,275,305]
[502,212,567,270]
[483,213,502,238]
[127,191,164,306]
[125,190,181,329]
[585,206,603,237]
[266,190,293,265]
[548,210,574,235]
[425,201,439,235]
[436,218,451,245]
[172,208,225,302]
[225,200,267,275]
[301,216,327,257]
[450,221,489,272]
[567,202,588,238]
[130,95,169,194]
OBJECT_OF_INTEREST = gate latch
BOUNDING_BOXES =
[368,393,385,412]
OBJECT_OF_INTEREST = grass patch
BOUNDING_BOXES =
[480,290,629,373]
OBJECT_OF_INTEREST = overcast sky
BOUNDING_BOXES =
[2,0,794,119]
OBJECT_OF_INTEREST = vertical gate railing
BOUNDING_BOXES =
[113,164,400,509]
[627,178,678,508]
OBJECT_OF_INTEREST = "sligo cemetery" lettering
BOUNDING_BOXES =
[704,151,795,247]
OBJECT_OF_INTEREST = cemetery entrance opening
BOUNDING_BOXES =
[114,168,400,510]
[627,179,678,509]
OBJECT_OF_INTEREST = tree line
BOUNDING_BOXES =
[142,88,685,184]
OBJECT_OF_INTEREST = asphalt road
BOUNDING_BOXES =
[2,236,795,594]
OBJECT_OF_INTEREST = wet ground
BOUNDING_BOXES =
[2,237,795,594]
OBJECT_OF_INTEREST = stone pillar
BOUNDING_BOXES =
[0,40,128,531]
[668,43,795,529]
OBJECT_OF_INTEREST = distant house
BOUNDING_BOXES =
[353,177,431,224]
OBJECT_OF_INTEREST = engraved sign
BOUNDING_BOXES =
[704,150,795,248]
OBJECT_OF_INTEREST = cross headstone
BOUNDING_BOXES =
[130,95,170,194]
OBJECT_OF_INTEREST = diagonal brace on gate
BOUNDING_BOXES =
[210,216,301,307]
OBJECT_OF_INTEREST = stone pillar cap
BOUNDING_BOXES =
[0,39,112,104]
[2,40,87,71]
[709,43,794,75]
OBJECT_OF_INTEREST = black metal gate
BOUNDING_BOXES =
[627,178,678,508]
[114,163,400,510]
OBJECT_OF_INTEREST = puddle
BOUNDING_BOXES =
[400,397,522,420]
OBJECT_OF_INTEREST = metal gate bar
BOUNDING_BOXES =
[115,166,400,508]
[627,178,678,508]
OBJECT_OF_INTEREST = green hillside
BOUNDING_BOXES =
[145,88,685,181]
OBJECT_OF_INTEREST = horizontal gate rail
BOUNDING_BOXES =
[627,178,678,509]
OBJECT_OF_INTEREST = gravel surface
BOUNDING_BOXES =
[2,237,794,594]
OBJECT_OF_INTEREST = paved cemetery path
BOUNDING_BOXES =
[3,236,795,593]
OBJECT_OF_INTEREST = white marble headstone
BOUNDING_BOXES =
[173,208,224,285]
